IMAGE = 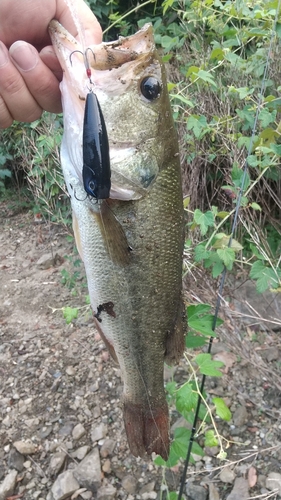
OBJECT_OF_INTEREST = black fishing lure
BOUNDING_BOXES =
[82,91,111,200]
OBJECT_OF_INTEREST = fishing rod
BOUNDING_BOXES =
[177,3,281,497]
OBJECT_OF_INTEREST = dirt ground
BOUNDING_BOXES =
[1,199,281,500]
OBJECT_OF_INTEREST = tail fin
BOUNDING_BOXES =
[123,401,169,460]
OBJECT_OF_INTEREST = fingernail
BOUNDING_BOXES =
[9,41,38,71]
[0,41,9,67]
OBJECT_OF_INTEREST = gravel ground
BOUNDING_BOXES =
[1,201,281,500]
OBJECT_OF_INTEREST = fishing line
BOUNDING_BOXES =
[177,4,281,498]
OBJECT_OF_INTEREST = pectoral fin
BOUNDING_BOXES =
[90,201,131,267]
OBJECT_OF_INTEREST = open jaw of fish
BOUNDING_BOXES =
[49,19,186,460]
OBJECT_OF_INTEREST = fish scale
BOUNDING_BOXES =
[49,20,185,460]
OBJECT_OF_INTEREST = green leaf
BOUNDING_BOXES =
[187,115,209,139]
[187,304,211,319]
[250,202,262,211]
[194,209,214,235]
[250,261,280,292]
[197,69,217,88]
[269,143,281,156]
[212,260,224,278]
[250,260,265,279]
[176,384,198,413]
[194,244,210,262]
[249,244,264,260]
[194,353,224,377]
[204,429,218,447]
[165,381,177,396]
[258,108,276,128]
[63,307,79,324]
[212,234,243,252]
[210,48,224,61]
[167,493,178,500]
[170,93,195,107]
[189,315,222,336]
[217,211,229,219]
[162,0,176,14]
[185,334,207,348]
[213,397,232,421]
[217,248,235,269]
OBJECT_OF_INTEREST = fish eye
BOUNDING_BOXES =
[140,77,161,101]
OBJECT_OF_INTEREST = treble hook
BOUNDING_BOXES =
[69,47,96,84]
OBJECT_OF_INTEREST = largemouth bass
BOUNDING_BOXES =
[49,19,185,460]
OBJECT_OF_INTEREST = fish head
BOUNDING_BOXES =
[49,20,177,200]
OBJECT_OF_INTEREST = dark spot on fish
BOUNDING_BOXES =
[79,95,86,101]
[94,302,116,323]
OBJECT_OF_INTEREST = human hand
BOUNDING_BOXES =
[0,0,102,128]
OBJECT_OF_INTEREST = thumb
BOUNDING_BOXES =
[56,0,102,46]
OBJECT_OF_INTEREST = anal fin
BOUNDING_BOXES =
[164,297,186,365]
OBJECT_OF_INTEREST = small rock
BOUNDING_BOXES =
[73,448,102,493]
[13,440,37,455]
[110,463,126,480]
[66,366,76,376]
[233,406,248,426]
[72,424,86,441]
[73,446,91,461]
[208,483,220,500]
[91,424,107,443]
[122,475,137,495]
[51,470,80,500]
[262,348,280,362]
[49,452,67,476]
[258,475,267,488]
[58,422,74,437]
[186,481,207,500]
[97,484,117,499]
[71,488,87,499]
[0,470,18,500]
[226,477,249,500]
[266,472,281,495]
[37,252,63,269]
[142,493,157,500]
[171,416,192,432]
[102,459,111,474]
[8,447,25,472]
[139,482,155,495]
[38,426,53,439]
[100,439,116,458]
[220,467,236,483]
[205,446,219,457]
[81,492,93,499]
